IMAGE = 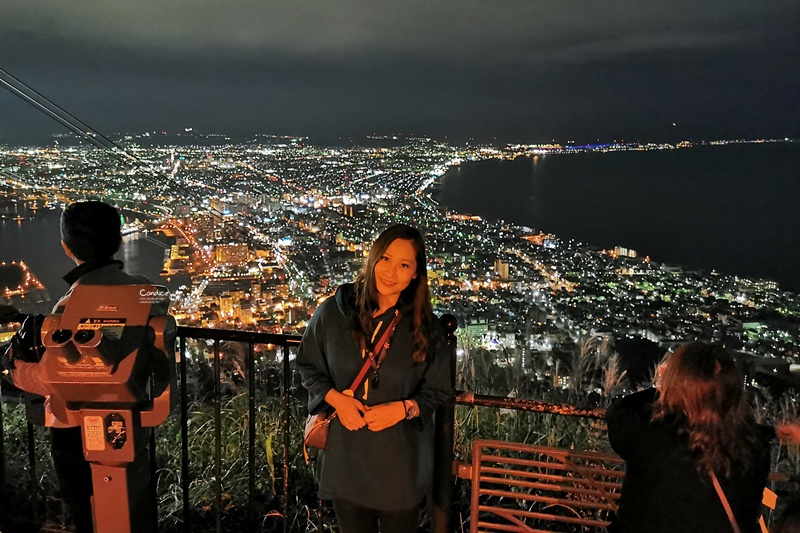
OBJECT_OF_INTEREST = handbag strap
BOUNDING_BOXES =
[347,310,402,393]
[322,355,373,425]
[344,358,375,397]
[710,470,741,533]
[328,311,402,420]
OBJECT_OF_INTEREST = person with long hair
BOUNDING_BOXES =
[607,342,773,533]
[297,224,453,533]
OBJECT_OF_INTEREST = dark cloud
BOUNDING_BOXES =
[1,0,797,143]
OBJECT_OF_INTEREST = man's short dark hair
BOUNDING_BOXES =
[60,201,122,262]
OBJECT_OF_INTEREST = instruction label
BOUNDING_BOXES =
[84,415,105,451]
[77,318,126,340]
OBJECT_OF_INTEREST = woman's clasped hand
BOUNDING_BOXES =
[324,390,407,432]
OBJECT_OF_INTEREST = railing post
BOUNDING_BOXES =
[213,339,222,533]
[433,314,457,533]
[27,422,37,501]
[179,335,190,533]
[149,426,157,531]
[247,342,256,528]
[282,343,291,533]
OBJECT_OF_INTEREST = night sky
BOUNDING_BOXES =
[1,0,798,144]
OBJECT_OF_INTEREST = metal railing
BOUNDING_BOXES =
[173,326,302,533]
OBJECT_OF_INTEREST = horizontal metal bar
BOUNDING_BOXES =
[769,472,792,483]
[477,487,618,511]
[480,466,624,489]
[457,391,607,418]
[479,508,550,533]
[478,455,570,470]
[473,439,620,459]
[474,521,551,533]
[177,326,301,345]
[476,454,624,479]
[479,474,621,500]
[477,505,610,527]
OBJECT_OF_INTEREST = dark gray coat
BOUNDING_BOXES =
[297,283,453,510]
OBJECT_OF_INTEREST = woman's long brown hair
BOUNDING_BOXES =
[653,343,760,478]
[353,224,433,363]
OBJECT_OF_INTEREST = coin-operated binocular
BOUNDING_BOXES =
[39,284,177,533]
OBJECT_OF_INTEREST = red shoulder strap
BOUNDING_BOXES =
[710,471,741,533]
[348,311,401,391]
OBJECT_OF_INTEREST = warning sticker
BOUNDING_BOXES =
[77,318,126,340]
[84,416,105,451]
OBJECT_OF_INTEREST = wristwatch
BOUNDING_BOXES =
[403,399,419,420]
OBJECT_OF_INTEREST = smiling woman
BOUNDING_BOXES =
[296,224,454,533]
[373,238,418,315]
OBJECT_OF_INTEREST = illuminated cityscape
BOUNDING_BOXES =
[1,135,798,376]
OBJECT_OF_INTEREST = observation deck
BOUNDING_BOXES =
[1,324,797,533]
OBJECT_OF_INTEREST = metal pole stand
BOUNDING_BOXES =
[79,408,140,533]
[91,463,131,533]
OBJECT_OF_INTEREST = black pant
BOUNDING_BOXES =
[51,427,94,533]
[333,499,420,533]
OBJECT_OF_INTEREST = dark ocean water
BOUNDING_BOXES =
[0,204,176,303]
[440,143,800,291]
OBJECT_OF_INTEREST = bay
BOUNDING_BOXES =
[440,143,800,291]
[0,203,178,308]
